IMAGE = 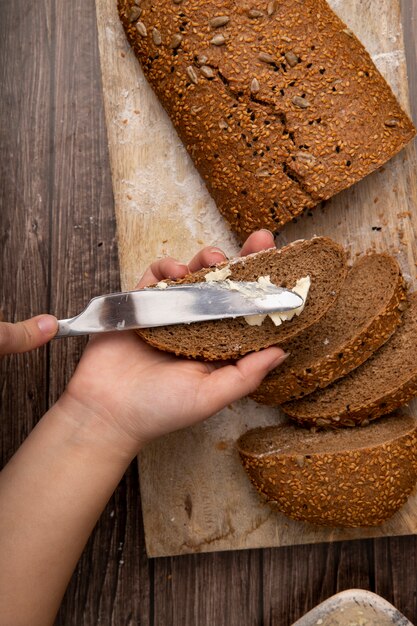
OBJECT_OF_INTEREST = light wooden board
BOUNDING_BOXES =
[96,0,417,557]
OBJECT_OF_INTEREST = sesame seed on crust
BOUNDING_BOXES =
[237,415,417,527]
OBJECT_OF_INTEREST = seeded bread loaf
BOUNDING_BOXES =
[282,292,417,428]
[137,237,347,360]
[118,0,415,239]
[237,413,417,527]
[251,254,406,405]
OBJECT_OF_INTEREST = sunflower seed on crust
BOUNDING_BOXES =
[285,51,299,67]
[210,34,226,46]
[170,33,183,48]
[209,16,230,28]
[251,77,260,93]
[186,66,199,84]
[129,6,142,22]
[255,167,270,177]
[292,96,310,109]
[200,65,215,79]
[136,21,147,37]
[296,151,316,163]
[152,28,162,46]
[258,52,275,64]
[196,55,208,66]
[267,1,276,16]
[248,9,264,18]
[385,119,399,127]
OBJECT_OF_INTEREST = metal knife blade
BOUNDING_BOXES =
[56,281,304,337]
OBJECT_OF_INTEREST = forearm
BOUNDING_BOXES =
[0,394,137,626]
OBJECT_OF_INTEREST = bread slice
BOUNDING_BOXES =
[237,413,417,527]
[282,292,417,428]
[251,254,406,405]
[137,237,347,360]
[118,0,415,239]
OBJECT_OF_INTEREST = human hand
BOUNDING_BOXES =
[0,314,58,356]
[0,231,288,624]
[62,230,287,458]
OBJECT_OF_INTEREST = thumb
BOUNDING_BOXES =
[198,347,289,415]
[0,315,58,356]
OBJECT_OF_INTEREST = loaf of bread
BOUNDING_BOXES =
[237,413,417,527]
[282,292,417,428]
[251,253,406,405]
[118,0,415,238]
[137,237,347,359]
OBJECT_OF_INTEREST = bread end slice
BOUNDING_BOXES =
[237,414,417,527]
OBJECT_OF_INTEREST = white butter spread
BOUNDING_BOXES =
[204,266,232,282]
[157,266,310,327]
[245,275,311,326]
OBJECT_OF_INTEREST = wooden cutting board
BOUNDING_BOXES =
[96,0,417,557]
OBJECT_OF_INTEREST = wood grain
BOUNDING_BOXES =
[1,0,417,624]
[0,1,149,624]
[97,0,417,559]
[0,0,52,461]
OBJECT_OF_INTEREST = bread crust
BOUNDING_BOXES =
[282,292,417,428]
[136,237,347,360]
[237,418,417,527]
[118,0,415,238]
[251,254,407,405]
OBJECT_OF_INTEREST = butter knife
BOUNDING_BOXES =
[56,281,303,337]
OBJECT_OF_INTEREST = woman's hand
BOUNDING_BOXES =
[63,230,287,456]
[0,314,58,356]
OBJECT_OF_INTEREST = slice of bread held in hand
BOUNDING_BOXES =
[137,237,347,360]
[251,254,406,405]
[118,0,415,239]
[237,414,417,527]
[282,292,417,428]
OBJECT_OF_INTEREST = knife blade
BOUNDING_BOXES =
[56,281,304,337]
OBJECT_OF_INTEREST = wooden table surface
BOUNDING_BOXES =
[0,1,416,624]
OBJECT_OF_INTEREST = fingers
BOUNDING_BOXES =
[240,230,276,257]
[187,247,227,273]
[198,347,289,414]
[136,258,189,288]
[0,315,58,356]
[136,230,275,289]
[136,247,227,288]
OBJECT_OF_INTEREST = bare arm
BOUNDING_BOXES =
[0,231,287,625]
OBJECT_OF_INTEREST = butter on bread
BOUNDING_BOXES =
[136,237,347,360]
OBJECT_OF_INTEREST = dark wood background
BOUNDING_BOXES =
[1,1,416,624]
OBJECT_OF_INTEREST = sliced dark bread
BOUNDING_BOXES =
[282,292,417,428]
[251,254,406,405]
[237,413,417,527]
[137,237,347,360]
